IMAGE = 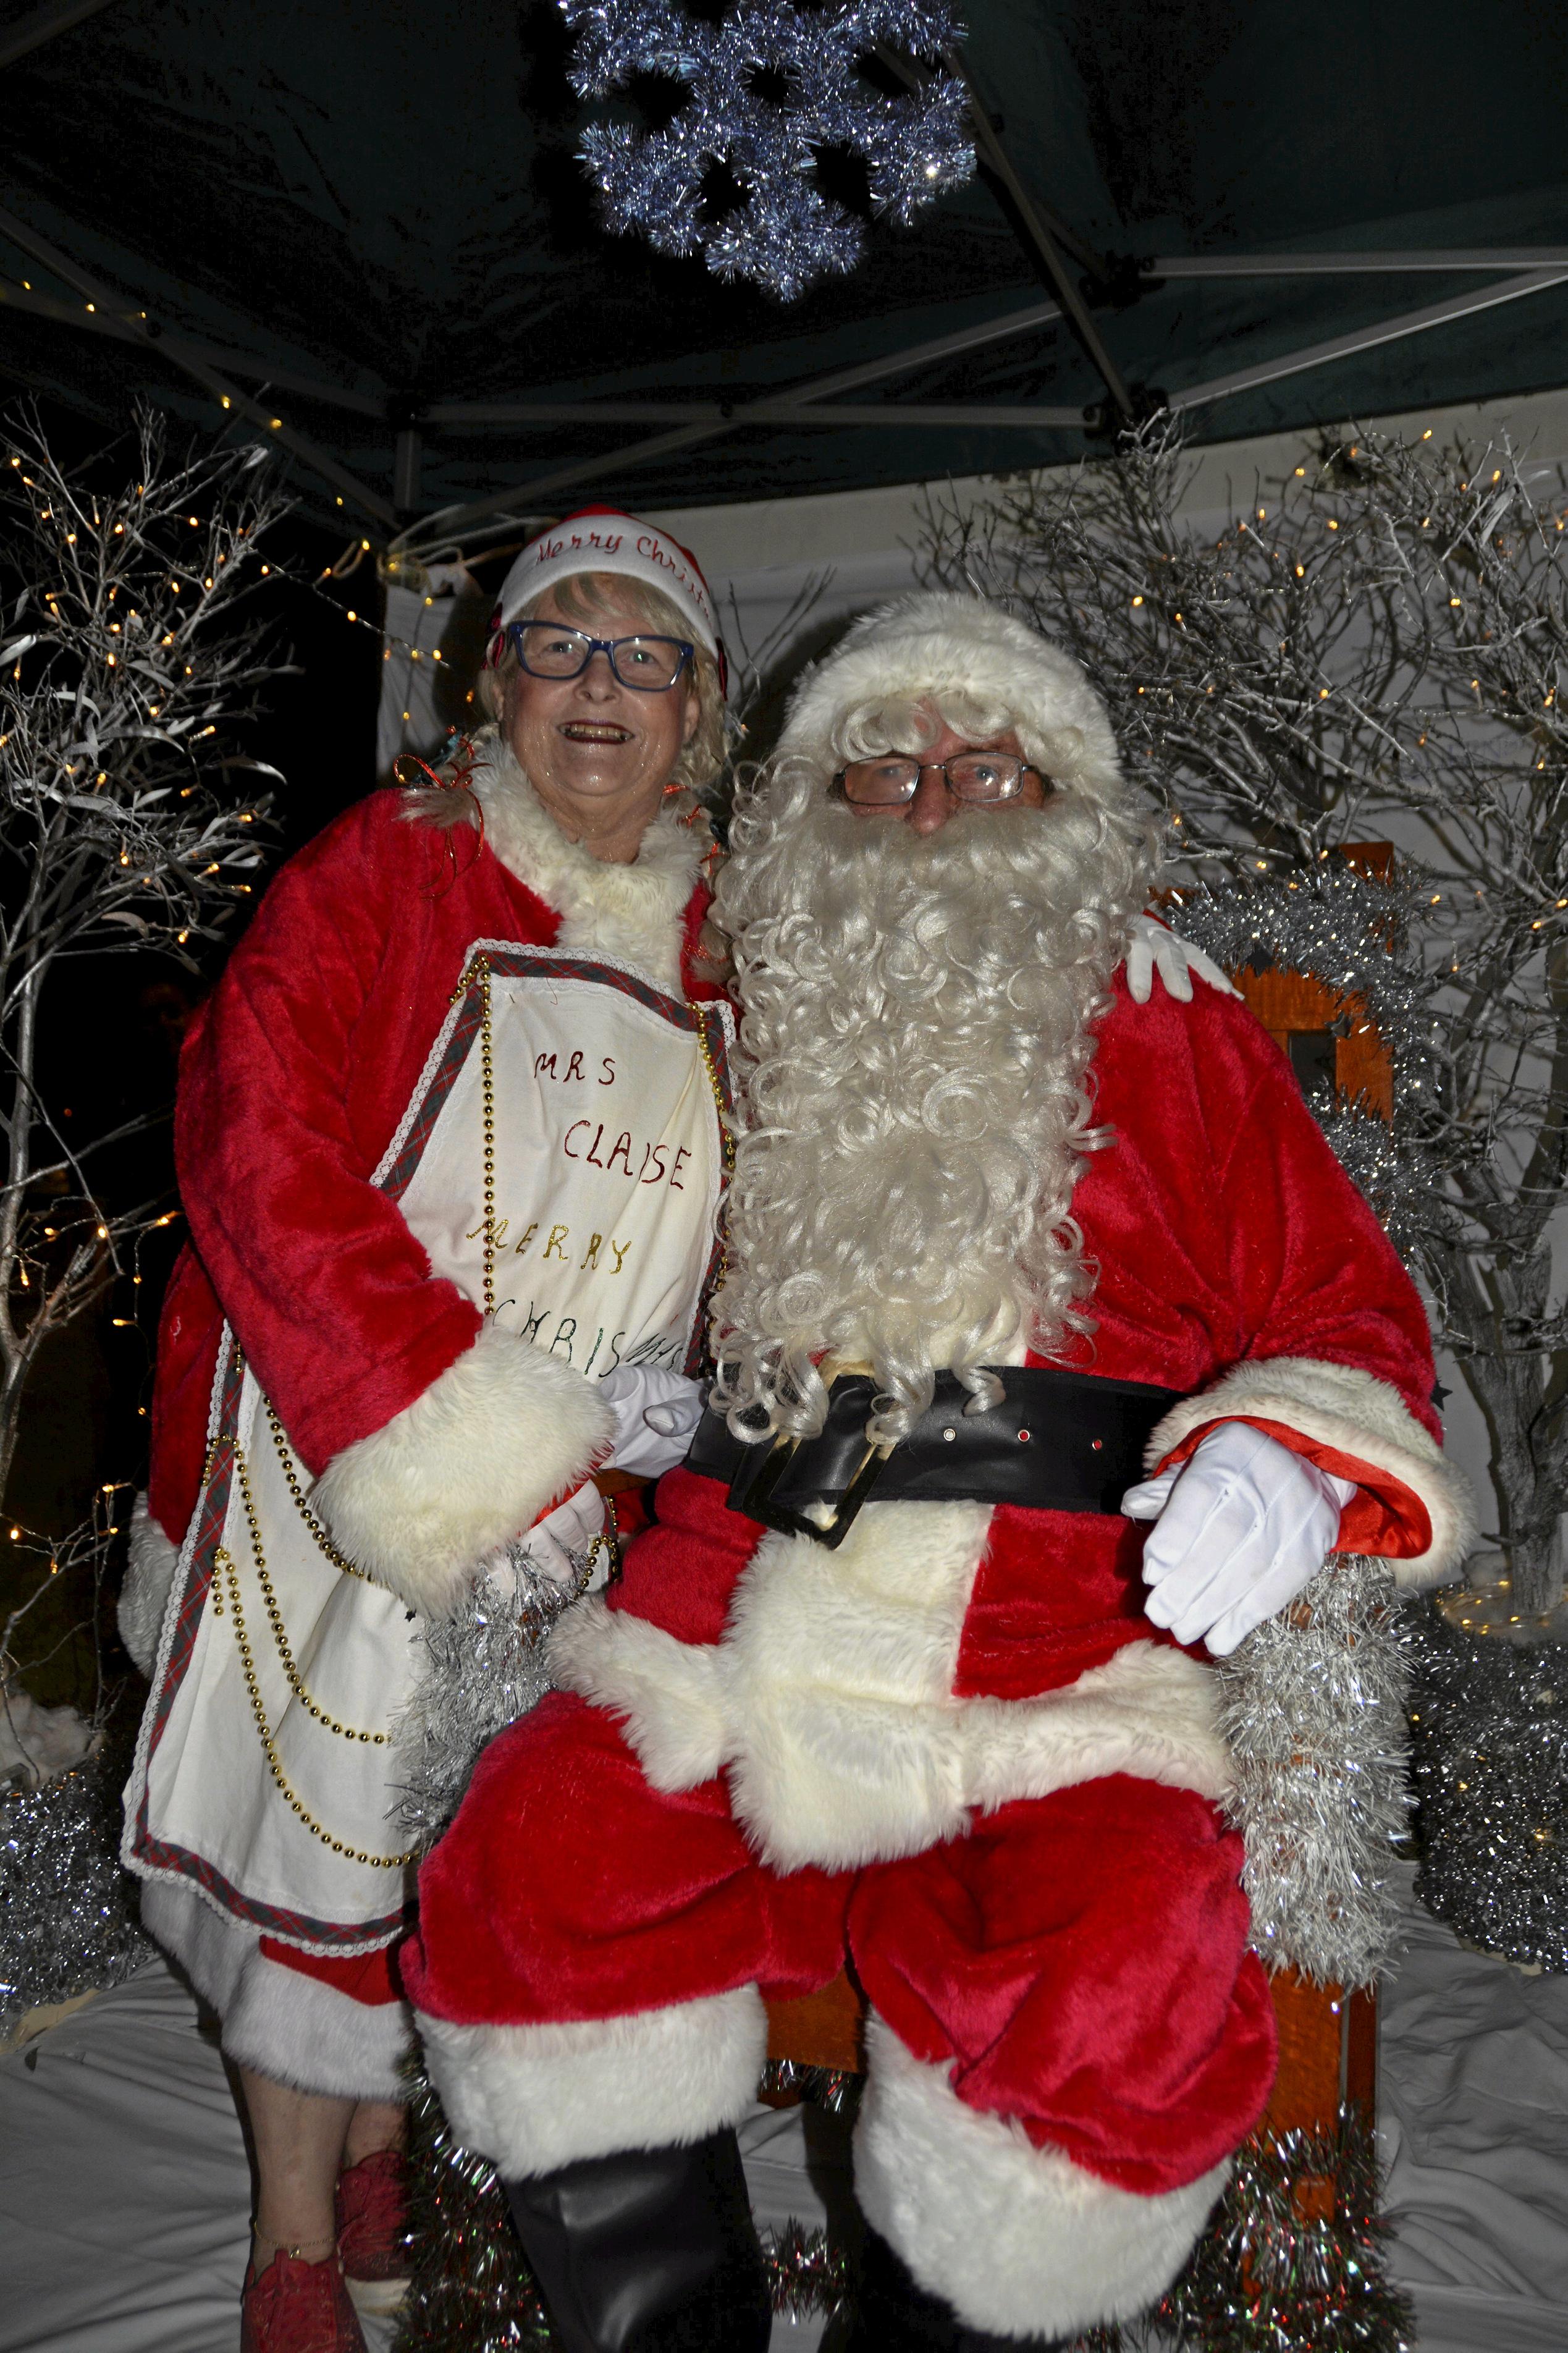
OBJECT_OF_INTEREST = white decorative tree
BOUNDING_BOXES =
[0,405,290,1736]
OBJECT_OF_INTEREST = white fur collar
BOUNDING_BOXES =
[469,730,708,995]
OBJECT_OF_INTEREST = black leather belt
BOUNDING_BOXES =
[684,1366,1186,1548]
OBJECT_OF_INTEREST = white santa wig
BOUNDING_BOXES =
[710,591,1157,1447]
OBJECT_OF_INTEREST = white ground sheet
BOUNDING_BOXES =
[1,1867,1564,2352]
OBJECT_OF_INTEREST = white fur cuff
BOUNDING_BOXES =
[1148,1354,1477,1590]
[119,1494,181,1677]
[854,2016,1227,2338]
[312,1322,613,1618]
[415,1987,768,2177]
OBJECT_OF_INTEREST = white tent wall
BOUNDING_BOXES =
[651,382,1568,698]
[375,563,489,780]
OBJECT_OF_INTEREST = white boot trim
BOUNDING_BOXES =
[141,1877,412,2100]
[224,1952,413,2103]
[853,2015,1228,2339]
[415,1985,768,2178]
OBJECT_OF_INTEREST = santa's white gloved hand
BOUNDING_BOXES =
[597,1364,705,1478]
[1121,1421,1357,1656]
[504,1479,608,1591]
[1125,914,1241,1004]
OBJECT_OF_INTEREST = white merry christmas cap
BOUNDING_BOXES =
[489,506,725,677]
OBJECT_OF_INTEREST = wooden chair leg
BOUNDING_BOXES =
[1262,1965,1378,2220]
[763,1970,865,2092]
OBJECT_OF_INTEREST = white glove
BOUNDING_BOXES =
[1125,913,1241,1004]
[597,1364,705,1479]
[509,1479,609,1590]
[1121,1421,1357,1657]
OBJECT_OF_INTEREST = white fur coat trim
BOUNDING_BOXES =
[140,1878,411,2101]
[313,1321,612,1619]
[118,1493,180,1678]
[415,1987,767,2177]
[470,731,707,995]
[550,1498,1231,1874]
[777,591,1125,804]
[853,2016,1228,2338]
[1148,1354,1477,1589]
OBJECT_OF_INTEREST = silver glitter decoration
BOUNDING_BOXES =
[0,1731,153,2041]
[758,2054,860,2114]
[762,2220,851,2321]
[1166,865,1448,1263]
[1080,2114,1414,2353]
[1406,1605,1568,1970]
[1215,1557,1412,1989]
[560,0,975,300]
[394,2072,555,2353]
[391,1547,590,1848]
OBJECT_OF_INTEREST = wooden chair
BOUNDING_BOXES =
[763,1967,1375,2174]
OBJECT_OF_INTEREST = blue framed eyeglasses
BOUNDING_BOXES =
[508,620,694,693]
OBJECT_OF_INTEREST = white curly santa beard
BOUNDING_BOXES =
[711,770,1151,1442]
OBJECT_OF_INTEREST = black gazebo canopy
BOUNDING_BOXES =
[4,0,1567,548]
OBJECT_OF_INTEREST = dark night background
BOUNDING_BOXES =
[2,396,382,1704]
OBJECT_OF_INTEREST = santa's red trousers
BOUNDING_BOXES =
[407,1689,1275,2199]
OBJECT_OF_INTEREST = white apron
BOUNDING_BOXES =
[125,944,732,1951]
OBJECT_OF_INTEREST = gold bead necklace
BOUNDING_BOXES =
[266,1401,371,1582]
[210,1532,415,1871]
[689,1001,734,1290]
[227,1437,389,1746]
[477,954,497,1312]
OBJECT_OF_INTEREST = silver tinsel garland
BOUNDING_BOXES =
[0,1725,153,2042]
[1061,2117,1410,2353]
[1168,864,1445,1105]
[1167,863,1449,1258]
[392,1545,588,1848]
[1406,1605,1568,1970]
[1216,1556,1412,1990]
[560,0,975,299]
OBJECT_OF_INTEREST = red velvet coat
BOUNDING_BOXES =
[146,788,717,1558]
[543,973,1470,1882]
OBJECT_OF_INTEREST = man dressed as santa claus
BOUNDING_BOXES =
[408,593,1472,2351]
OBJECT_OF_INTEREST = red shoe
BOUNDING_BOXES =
[240,2250,366,2353]
[335,2148,412,2318]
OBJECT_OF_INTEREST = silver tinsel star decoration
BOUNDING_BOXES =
[560,1,976,300]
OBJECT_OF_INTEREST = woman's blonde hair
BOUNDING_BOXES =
[481,570,727,795]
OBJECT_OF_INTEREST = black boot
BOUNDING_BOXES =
[503,2128,772,2353]
[843,2225,1069,2352]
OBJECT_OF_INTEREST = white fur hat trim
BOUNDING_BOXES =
[777,589,1123,796]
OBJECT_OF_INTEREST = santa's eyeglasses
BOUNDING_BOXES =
[506,620,694,692]
[833,753,1043,807]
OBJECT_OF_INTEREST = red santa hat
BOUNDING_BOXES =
[775,590,1125,803]
[489,507,726,685]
